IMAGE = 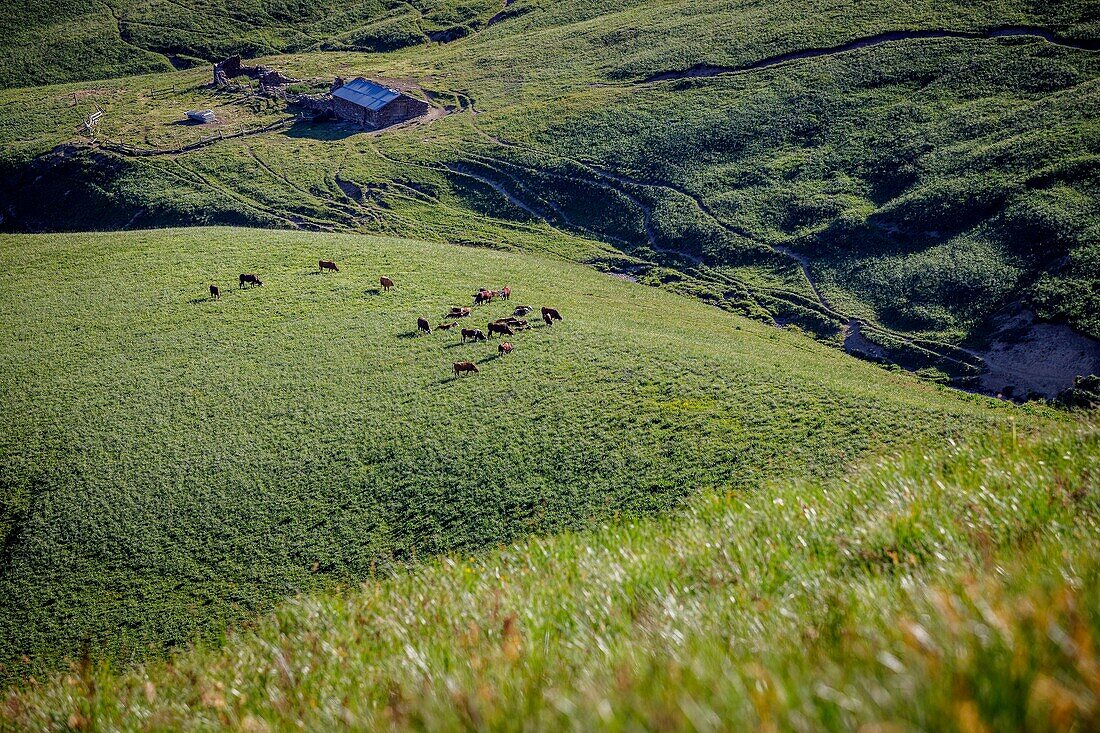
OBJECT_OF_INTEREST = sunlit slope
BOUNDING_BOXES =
[0,0,498,89]
[6,421,1097,731]
[2,0,1097,355]
[0,227,1029,682]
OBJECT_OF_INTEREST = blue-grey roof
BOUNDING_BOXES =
[332,78,400,111]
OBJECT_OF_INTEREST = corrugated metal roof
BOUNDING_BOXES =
[332,78,400,111]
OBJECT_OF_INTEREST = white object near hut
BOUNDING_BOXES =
[185,109,216,123]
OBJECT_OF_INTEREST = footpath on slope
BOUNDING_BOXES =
[638,26,1099,84]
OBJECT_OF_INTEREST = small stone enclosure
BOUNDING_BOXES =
[212,56,429,130]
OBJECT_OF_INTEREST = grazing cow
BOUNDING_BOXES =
[380,276,394,291]
[319,260,339,273]
[453,361,479,377]
[209,284,220,300]
[498,342,514,356]
[474,289,495,305]
[449,306,472,318]
[437,322,458,330]
[417,317,431,334]
[500,286,511,300]
[239,273,263,288]
[493,317,528,330]
[461,328,486,343]
[513,305,533,317]
[487,321,514,338]
[541,306,562,323]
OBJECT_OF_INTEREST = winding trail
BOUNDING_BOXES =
[455,125,988,375]
[773,244,831,310]
[640,26,1099,84]
[445,163,549,221]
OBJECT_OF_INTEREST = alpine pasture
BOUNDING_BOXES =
[0,226,1026,683]
[0,0,1099,728]
[2,0,1099,365]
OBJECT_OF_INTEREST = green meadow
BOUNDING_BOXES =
[2,0,1098,367]
[5,416,1097,731]
[0,226,1030,684]
[0,0,1098,727]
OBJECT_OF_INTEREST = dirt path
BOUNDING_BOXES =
[456,123,1000,380]
[772,244,830,311]
[458,148,709,265]
[445,163,549,221]
[640,26,1099,84]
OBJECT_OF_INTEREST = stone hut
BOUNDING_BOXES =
[330,78,429,128]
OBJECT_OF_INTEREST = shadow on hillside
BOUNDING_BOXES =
[437,373,486,385]
[282,120,363,141]
[188,296,218,305]
[395,330,424,340]
[363,288,381,296]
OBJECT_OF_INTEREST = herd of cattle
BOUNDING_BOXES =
[208,261,563,377]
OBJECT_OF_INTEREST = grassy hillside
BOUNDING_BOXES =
[1,0,1097,389]
[0,0,498,89]
[4,421,1097,731]
[0,226,1032,684]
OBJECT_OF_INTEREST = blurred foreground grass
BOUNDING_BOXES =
[6,421,1098,731]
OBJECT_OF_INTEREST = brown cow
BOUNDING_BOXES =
[500,286,511,300]
[495,316,528,329]
[437,322,458,330]
[239,273,263,288]
[461,328,486,342]
[448,306,472,318]
[319,259,339,273]
[209,284,220,300]
[474,289,494,305]
[453,361,479,377]
[541,307,562,325]
[380,276,394,291]
[498,342,514,356]
[417,317,431,334]
[487,321,514,338]
[513,305,533,317]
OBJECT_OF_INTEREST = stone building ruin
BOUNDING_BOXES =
[211,55,429,130]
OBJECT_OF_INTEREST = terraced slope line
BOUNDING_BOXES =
[640,26,1100,83]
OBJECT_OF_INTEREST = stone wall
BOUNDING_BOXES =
[213,55,296,90]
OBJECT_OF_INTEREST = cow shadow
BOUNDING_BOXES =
[477,354,501,364]
[444,341,472,349]
[189,296,218,305]
[364,288,382,296]
[396,330,423,340]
